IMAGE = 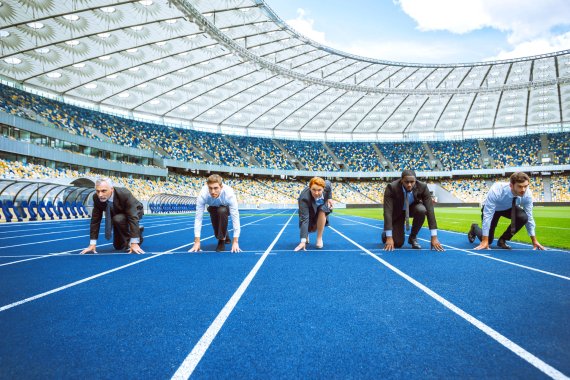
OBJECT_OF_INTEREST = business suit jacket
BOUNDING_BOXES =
[383,179,437,231]
[298,180,333,240]
[89,187,144,240]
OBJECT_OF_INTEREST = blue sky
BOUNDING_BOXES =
[264,0,570,64]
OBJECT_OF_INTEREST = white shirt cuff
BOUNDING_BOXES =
[90,239,97,245]
[301,238,307,243]
[130,238,140,244]
[385,230,392,237]
[430,229,437,237]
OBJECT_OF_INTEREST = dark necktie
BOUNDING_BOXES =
[404,191,410,231]
[105,201,113,240]
[510,197,517,235]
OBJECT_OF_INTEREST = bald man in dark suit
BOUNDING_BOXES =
[382,170,444,251]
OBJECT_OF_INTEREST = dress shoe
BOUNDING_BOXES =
[216,240,225,252]
[381,231,387,244]
[225,236,230,244]
[467,223,477,243]
[315,240,324,249]
[408,236,421,249]
[497,238,512,250]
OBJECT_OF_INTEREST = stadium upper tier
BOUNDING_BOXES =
[0,0,569,141]
[1,83,569,173]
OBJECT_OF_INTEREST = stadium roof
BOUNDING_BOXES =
[1,0,569,141]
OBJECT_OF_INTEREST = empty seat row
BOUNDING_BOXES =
[0,200,89,222]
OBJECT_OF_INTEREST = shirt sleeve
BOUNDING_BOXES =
[522,190,536,236]
[227,188,241,238]
[194,187,207,238]
[482,184,500,236]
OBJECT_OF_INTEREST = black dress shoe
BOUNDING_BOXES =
[382,231,387,244]
[497,238,512,250]
[408,236,421,249]
[216,240,225,252]
[467,223,477,243]
[225,236,231,244]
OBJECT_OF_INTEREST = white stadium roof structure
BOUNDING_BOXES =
[1,0,569,142]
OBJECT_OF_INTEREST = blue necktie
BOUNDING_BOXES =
[510,197,517,235]
[105,201,113,240]
[404,192,410,231]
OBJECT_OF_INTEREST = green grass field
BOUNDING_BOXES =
[335,206,570,249]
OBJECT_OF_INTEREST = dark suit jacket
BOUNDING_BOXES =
[383,179,437,231]
[298,180,333,240]
[89,187,144,240]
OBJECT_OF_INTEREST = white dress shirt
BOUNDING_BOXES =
[194,184,240,238]
[482,182,536,236]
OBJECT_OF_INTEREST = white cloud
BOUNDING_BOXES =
[487,31,570,61]
[396,0,570,57]
[285,8,327,44]
[283,2,570,63]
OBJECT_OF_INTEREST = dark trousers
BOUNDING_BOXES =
[307,204,332,232]
[391,203,427,248]
[208,205,229,240]
[473,206,528,244]
[112,211,144,250]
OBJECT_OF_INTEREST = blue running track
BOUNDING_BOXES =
[0,210,569,379]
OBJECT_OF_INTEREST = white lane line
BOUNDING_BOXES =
[331,226,570,380]
[335,216,570,281]
[0,227,86,240]
[171,212,295,380]
[0,214,275,312]
[0,219,193,253]
[0,219,190,250]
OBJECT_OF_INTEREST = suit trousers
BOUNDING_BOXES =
[473,206,528,244]
[112,210,144,250]
[391,203,427,248]
[208,205,229,240]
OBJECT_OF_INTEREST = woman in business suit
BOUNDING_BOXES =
[294,177,333,251]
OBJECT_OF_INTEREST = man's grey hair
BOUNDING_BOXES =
[95,178,114,188]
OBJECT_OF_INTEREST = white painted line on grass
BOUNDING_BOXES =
[171,212,295,380]
[331,226,570,380]
[335,216,570,281]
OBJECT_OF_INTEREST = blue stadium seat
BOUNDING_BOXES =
[58,201,71,219]
[66,201,78,218]
[30,200,43,221]
[0,200,12,222]
[77,201,89,217]
[46,201,60,219]
[17,202,29,221]
[6,200,23,222]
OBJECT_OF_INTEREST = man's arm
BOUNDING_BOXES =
[189,192,206,252]
[81,202,102,254]
[227,192,242,253]
[383,185,396,251]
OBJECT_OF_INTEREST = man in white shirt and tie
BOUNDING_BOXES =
[468,172,545,250]
[189,174,242,253]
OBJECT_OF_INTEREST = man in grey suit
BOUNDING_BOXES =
[294,177,333,251]
[382,170,444,251]
[81,178,144,254]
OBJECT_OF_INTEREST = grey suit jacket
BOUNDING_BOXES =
[298,180,333,240]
